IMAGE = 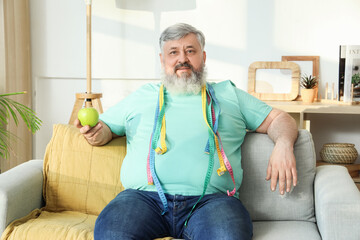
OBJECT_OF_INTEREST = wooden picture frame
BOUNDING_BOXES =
[281,56,319,77]
[248,61,300,101]
[282,56,320,100]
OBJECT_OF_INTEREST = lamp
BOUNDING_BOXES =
[69,0,103,124]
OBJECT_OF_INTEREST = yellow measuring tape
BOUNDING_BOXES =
[155,84,167,154]
[201,86,227,176]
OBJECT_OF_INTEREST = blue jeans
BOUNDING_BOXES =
[94,189,253,240]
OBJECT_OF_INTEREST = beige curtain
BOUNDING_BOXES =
[0,0,32,172]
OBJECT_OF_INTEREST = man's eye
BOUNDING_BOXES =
[169,51,177,55]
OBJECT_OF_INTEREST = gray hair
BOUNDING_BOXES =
[159,23,205,53]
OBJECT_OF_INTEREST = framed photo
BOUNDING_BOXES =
[282,56,320,100]
[248,61,300,101]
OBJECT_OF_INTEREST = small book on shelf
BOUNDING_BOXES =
[338,45,360,102]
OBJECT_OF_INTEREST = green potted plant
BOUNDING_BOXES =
[0,91,42,160]
[300,74,318,103]
[353,73,360,86]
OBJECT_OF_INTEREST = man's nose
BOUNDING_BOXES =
[178,51,189,64]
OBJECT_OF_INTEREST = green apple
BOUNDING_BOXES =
[78,107,99,127]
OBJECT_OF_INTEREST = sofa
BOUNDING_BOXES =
[1,124,360,240]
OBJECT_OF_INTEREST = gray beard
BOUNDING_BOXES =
[161,66,207,95]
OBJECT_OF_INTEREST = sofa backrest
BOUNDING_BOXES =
[43,124,316,222]
[238,129,316,222]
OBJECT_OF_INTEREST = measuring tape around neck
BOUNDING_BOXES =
[146,83,236,216]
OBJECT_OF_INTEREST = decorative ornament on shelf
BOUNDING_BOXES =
[320,82,359,105]
[320,143,358,164]
[300,74,318,103]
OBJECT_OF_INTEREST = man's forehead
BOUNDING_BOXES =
[163,34,201,49]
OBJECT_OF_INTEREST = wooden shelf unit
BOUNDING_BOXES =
[266,101,360,130]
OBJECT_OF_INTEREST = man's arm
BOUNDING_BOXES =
[74,119,118,146]
[256,108,298,195]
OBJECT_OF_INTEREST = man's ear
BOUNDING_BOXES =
[203,51,207,64]
[159,53,164,68]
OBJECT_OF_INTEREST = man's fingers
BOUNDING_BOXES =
[79,125,91,134]
[268,168,297,194]
[74,119,82,128]
[270,168,278,192]
[286,169,292,192]
[265,164,272,181]
[278,170,286,195]
[84,123,102,139]
[75,120,108,146]
[292,167,298,187]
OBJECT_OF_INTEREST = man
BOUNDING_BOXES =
[75,23,298,240]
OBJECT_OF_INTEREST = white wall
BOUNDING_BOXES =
[30,0,360,162]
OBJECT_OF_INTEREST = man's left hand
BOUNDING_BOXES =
[265,140,297,195]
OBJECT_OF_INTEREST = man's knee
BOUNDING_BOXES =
[183,194,253,240]
[94,189,169,239]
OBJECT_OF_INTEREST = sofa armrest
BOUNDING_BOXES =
[0,160,44,234]
[315,165,360,240]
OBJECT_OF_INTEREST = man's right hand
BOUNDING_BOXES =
[74,119,113,146]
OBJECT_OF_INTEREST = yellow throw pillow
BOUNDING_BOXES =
[43,124,126,215]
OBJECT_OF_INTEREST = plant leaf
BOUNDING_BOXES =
[0,92,42,159]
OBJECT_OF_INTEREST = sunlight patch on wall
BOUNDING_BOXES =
[93,1,155,31]
[92,32,156,78]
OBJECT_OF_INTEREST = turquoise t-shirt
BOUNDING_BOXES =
[100,80,272,197]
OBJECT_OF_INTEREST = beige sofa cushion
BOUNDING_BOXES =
[2,210,96,240]
[43,124,126,215]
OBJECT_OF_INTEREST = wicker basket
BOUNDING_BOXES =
[320,143,358,164]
